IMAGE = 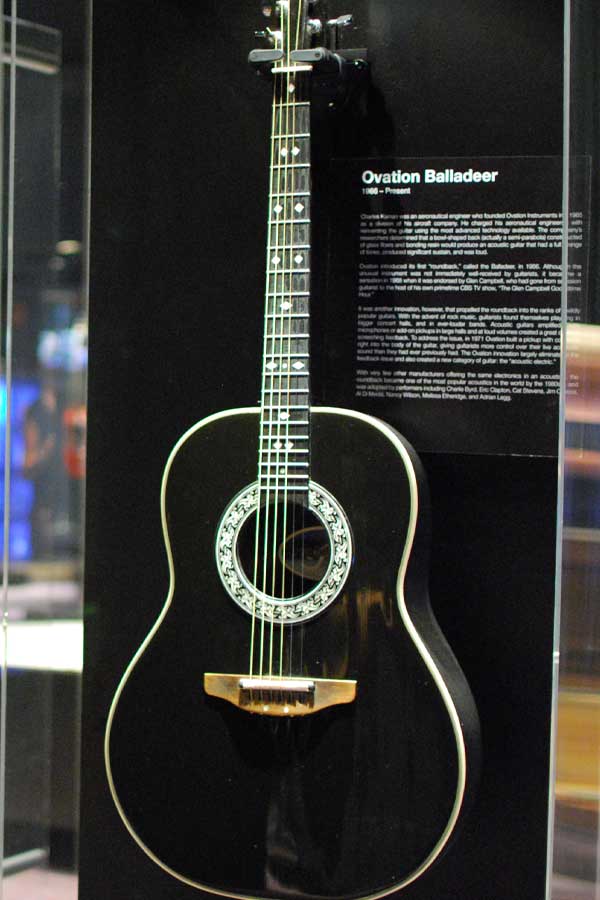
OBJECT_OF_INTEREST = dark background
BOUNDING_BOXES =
[80,1,563,898]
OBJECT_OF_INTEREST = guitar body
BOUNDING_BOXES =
[105,407,479,900]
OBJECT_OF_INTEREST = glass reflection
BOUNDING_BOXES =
[551,2,600,896]
[0,5,89,898]
[552,323,600,900]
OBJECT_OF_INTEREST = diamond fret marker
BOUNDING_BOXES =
[292,146,300,157]
[292,361,305,370]
[274,441,283,450]
[281,301,291,311]
[294,254,303,264]
[274,203,283,214]
[280,148,288,157]
[288,83,295,93]
[272,255,281,266]
[266,361,277,370]
[280,411,290,421]
[286,441,294,450]
[295,202,304,213]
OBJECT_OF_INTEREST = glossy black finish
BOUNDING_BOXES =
[106,409,479,900]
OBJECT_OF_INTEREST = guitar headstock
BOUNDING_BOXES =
[256,1,312,58]
[250,1,356,74]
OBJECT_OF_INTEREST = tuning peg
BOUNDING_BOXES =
[328,14,354,29]
[255,26,278,45]
[326,13,354,50]
[307,18,322,36]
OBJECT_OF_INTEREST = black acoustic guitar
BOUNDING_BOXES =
[105,4,480,898]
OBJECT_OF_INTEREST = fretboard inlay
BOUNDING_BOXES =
[259,80,311,498]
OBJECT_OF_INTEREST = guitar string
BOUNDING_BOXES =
[300,0,309,681]
[276,66,291,679]
[264,19,290,679]
[287,2,309,680]
[251,2,307,681]
[267,55,288,680]
[250,74,280,678]
[272,70,295,675]
[278,42,295,679]
[298,68,307,681]
[263,75,284,678]
[273,5,297,679]
[280,1,305,680]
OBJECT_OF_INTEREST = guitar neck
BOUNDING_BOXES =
[259,84,312,495]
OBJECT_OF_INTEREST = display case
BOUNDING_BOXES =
[81,3,566,900]
[551,2,600,898]
[1,2,596,900]
[0,2,90,897]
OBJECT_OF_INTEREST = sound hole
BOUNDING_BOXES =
[236,500,330,601]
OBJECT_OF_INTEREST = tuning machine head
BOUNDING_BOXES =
[254,26,278,46]
[326,13,354,50]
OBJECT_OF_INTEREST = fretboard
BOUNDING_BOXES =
[259,98,311,495]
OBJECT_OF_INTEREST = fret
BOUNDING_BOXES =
[266,352,309,358]
[266,243,310,251]
[273,133,310,139]
[265,364,308,371]
[262,420,310,427]
[261,433,309,439]
[270,419,308,426]
[266,313,308,320]
[271,191,310,198]
[265,318,309,328]
[261,462,309,468]
[262,404,310,410]
[265,375,308,382]
[267,291,309,297]
[265,324,309,333]
[268,245,310,255]
[265,381,309,386]
[272,162,310,170]
[260,475,309,482]
[269,218,310,225]
[261,449,309,454]
[263,391,310,397]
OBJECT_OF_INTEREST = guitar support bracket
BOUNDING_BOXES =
[248,47,369,106]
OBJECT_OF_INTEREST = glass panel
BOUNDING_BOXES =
[0,3,89,898]
[552,2,600,899]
